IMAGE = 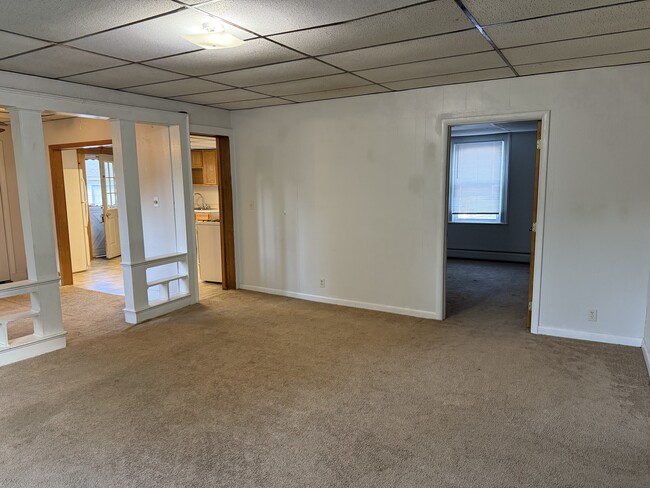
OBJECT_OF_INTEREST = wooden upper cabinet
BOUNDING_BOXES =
[191,150,203,168]
[191,149,219,186]
[202,150,218,186]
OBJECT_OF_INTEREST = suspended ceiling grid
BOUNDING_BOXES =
[0,0,647,110]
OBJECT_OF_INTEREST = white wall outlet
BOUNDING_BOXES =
[320,278,326,288]
[587,309,598,322]
[153,196,160,207]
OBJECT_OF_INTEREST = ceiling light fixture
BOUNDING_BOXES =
[183,22,244,50]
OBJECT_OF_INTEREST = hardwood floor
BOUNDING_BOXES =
[72,257,224,300]
[73,258,123,295]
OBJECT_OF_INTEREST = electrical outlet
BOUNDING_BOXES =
[587,309,598,322]
[153,196,159,207]
[320,278,326,288]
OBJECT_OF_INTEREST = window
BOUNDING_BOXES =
[448,134,509,224]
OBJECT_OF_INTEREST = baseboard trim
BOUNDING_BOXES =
[123,294,195,324]
[0,332,67,367]
[642,338,650,379]
[535,326,642,347]
[239,285,439,320]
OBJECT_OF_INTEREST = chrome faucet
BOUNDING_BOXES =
[193,192,209,210]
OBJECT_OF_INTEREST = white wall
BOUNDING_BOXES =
[232,63,650,346]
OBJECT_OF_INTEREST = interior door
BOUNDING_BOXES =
[527,121,542,328]
[101,155,121,259]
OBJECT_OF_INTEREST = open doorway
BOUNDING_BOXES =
[48,131,124,295]
[190,133,236,299]
[444,119,543,329]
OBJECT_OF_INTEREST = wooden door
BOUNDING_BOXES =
[527,121,542,328]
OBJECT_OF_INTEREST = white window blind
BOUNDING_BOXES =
[449,135,508,223]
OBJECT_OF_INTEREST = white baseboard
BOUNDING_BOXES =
[642,339,650,379]
[239,284,439,320]
[124,294,195,324]
[535,326,642,347]
[0,332,66,367]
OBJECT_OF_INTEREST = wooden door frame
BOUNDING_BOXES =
[49,139,112,285]
[438,111,550,332]
[216,136,236,289]
[191,132,237,290]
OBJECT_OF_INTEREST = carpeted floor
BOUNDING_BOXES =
[0,259,648,487]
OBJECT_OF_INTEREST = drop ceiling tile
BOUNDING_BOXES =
[249,73,369,97]
[67,10,254,62]
[515,49,650,75]
[0,32,51,60]
[285,85,390,102]
[200,0,424,36]
[0,46,127,78]
[357,51,506,83]
[202,59,342,86]
[145,38,303,76]
[270,0,473,56]
[212,98,294,110]
[503,29,650,65]
[124,78,230,97]
[0,0,179,42]
[63,64,184,89]
[462,0,630,25]
[174,89,268,104]
[383,67,515,90]
[485,2,650,48]
[318,30,492,71]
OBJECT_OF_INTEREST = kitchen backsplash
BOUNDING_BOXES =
[194,185,219,209]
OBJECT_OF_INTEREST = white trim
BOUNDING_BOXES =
[642,338,650,379]
[535,326,642,347]
[438,110,551,332]
[240,284,439,320]
[0,332,66,367]
[123,294,194,324]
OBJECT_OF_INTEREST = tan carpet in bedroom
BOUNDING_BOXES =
[0,259,648,487]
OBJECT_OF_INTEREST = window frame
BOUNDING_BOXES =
[448,133,510,225]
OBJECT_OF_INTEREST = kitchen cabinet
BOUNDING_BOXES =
[191,149,218,186]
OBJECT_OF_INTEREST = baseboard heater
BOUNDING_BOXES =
[447,249,530,263]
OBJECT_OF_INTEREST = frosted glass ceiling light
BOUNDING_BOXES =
[183,22,244,49]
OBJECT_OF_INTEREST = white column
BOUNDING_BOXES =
[111,119,148,324]
[9,108,64,339]
[169,121,198,302]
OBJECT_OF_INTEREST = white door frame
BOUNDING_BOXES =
[437,110,551,333]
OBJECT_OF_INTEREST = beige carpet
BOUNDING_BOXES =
[0,260,648,487]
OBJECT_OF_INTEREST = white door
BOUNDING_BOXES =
[101,155,121,259]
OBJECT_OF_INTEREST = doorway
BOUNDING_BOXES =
[189,133,236,295]
[49,140,123,293]
[441,113,549,330]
